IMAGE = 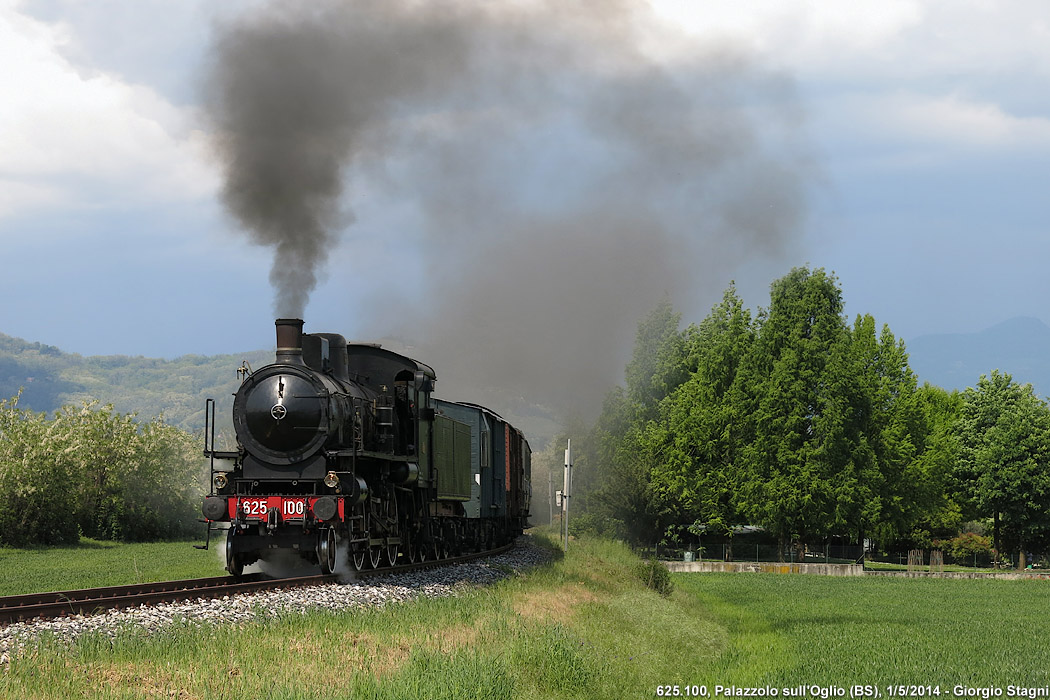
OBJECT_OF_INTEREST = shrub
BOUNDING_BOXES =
[568,511,626,540]
[0,395,206,546]
[0,395,81,545]
[944,531,994,565]
[636,557,674,596]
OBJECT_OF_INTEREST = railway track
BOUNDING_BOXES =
[0,543,513,625]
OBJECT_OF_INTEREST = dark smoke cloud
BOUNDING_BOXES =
[204,0,812,415]
[203,2,476,317]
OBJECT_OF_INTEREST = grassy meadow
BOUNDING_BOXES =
[3,532,1050,698]
[0,538,226,596]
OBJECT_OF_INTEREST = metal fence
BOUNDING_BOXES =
[646,543,864,564]
[867,550,1050,570]
[646,542,1050,570]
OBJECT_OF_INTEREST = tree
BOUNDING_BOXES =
[849,315,932,548]
[0,394,82,545]
[901,383,963,546]
[571,268,969,558]
[734,266,861,549]
[954,371,1050,567]
[574,299,692,545]
[624,296,686,423]
[0,395,206,546]
[645,283,754,540]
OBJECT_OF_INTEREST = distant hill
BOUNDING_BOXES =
[907,316,1050,398]
[0,332,560,449]
[0,331,272,440]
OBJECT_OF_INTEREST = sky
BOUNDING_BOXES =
[2,0,1049,410]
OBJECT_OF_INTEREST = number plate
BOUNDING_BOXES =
[239,498,269,518]
[280,498,307,520]
[237,497,307,520]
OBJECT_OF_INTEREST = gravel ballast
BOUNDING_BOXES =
[0,536,552,665]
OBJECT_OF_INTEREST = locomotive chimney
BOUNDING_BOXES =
[275,318,306,365]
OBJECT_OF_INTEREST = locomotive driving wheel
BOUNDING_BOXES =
[225,528,245,577]
[317,527,338,575]
[417,521,435,562]
[369,544,383,569]
[351,545,366,572]
[405,525,418,564]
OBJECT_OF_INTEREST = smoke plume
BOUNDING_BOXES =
[203,2,476,317]
[204,0,812,414]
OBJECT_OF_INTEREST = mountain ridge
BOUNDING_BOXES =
[0,331,560,448]
[907,315,1050,397]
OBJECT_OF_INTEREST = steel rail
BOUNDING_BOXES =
[0,542,513,625]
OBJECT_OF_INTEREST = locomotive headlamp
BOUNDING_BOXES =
[323,471,339,489]
[214,473,228,490]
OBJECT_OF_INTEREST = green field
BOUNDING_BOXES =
[0,538,226,596]
[3,535,1050,698]
[678,573,1050,687]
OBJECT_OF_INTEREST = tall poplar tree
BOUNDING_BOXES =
[735,266,859,549]
[582,298,690,543]
[624,296,687,422]
[646,283,753,538]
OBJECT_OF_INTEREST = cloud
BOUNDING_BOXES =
[825,91,1050,159]
[648,0,923,68]
[650,1,1050,81]
[0,1,217,221]
[646,1,1050,173]
[885,93,1050,148]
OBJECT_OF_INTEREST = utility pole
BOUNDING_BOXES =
[563,439,572,551]
[548,470,553,525]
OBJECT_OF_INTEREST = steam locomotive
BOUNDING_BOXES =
[201,319,531,575]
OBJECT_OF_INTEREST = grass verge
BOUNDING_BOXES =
[0,537,226,596]
[2,533,723,699]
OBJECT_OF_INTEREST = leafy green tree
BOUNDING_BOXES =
[82,411,205,541]
[848,316,924,547]
[568,268,973,559]
[645,283,754,541]
[575,299,694,545]
[901,383,963,546]
[734,267,862,549]
[954,371,1050,567]
[576,388,662,542]
[624,296,687,422]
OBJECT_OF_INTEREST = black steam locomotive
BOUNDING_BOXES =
[202,319,531,575]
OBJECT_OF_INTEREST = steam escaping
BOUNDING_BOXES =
[220,528,358,581]
[204,0,813,413]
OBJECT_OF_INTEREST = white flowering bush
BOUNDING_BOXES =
[0,394,206,545]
